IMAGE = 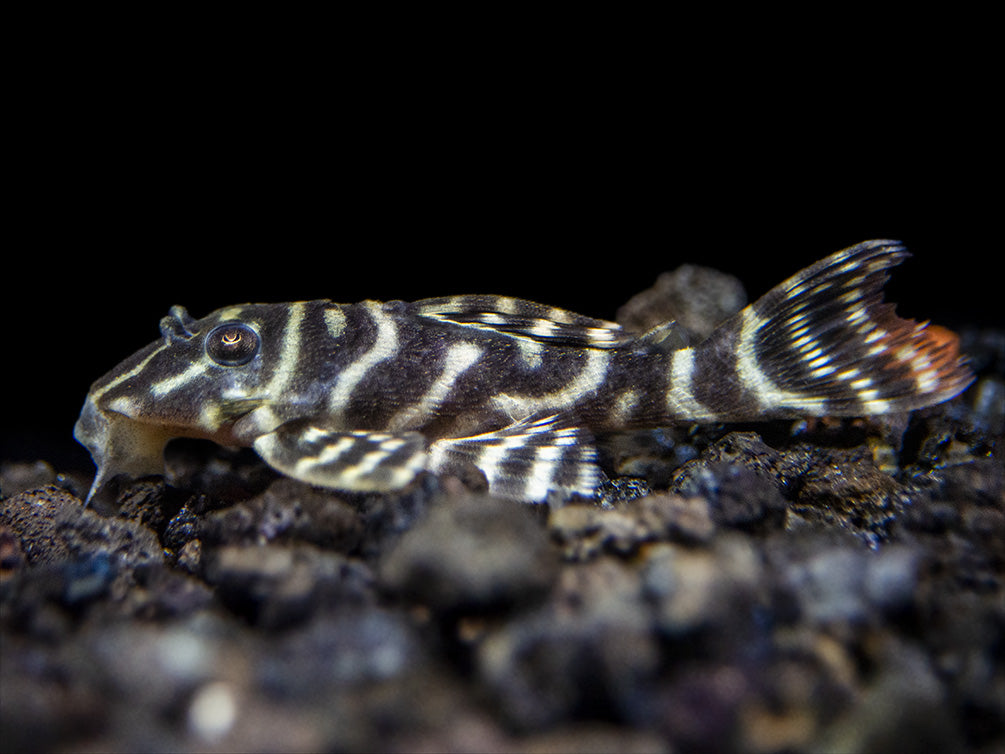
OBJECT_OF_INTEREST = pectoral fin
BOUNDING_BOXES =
[253,421,428,493]
[253,415,602,503]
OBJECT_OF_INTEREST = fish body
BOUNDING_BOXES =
[75,240,974,503]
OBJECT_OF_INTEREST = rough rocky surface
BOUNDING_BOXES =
[2,269,1003,753]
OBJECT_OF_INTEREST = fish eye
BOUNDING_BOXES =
[206,322,260,366]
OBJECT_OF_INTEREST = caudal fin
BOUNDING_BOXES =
[691,240,974,419]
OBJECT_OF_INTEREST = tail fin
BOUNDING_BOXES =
[692,240,974,419]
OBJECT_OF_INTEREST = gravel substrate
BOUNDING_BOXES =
[2,268,1002,753]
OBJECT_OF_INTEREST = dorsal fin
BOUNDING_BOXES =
[413,295,631,349]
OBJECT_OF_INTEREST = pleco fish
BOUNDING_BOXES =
[74,240,974,504]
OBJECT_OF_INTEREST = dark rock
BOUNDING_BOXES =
[199,478,364,552]
[652,664,750,753]
[0,634,108,753]
[478,557,660,731]
[60,552,116,605]
[909,412,998,471]
[256,608,424,695]
[673,461,787,532]
[0,556,115,639]
[937,457,1005,508]
[897,498,962,534]
[513,725,671,754]
[617,264,747,342]
[380,494,558,616]
[959,326,1005,377]
[357,474,438,558]
[0,524,26,580]
[1,485,162,568]
[595,475,654,506]
[549,494,715,560]
[116,477,189,537]
[599,428,699,491]
[815,641,962,753]
[162,501,203,556]
[203,543,376,629]
[970,376,1005,435]
[680,431,785,481]
[175,539,203,574]
[789,448,907,534]
[781,544,921,626]
[163,438,278,501]
[78,616,238,748]
[0,460,57,498]
[640,537,766,637]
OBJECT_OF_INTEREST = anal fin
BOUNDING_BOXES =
[253,421,427,493]
[429,414,601,503]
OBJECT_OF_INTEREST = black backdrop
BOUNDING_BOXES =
[4,78,998,476]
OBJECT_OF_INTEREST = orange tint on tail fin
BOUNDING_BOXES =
[702,240,975,419]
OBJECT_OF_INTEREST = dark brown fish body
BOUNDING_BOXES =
[75,240,973,503]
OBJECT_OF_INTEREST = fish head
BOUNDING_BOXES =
[74,301,328,503]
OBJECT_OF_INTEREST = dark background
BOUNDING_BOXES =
[4,48,999,477]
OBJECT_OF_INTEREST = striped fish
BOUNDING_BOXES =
[74,240,973,504]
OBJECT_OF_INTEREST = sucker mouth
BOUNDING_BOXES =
[74,396,178,504]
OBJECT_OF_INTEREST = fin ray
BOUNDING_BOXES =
[414,295,629,349]
[730,240,974,416]
[429,414,600,503]
[253,421,428,493]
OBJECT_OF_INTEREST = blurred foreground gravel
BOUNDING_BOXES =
[2,266,1002,753]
